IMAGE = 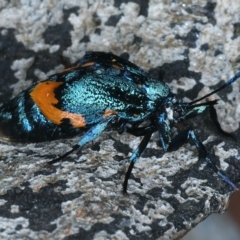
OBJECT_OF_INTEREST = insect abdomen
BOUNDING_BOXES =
[0,90,82,142]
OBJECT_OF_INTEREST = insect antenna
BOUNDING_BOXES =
[186,99,218,109]
[189,71,240,105]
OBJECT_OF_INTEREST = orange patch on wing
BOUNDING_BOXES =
[30,81,86,128]
[81,61,95,67]
[81,61,123,70]
[112,64,124,70]
[59,65,80,73]
[103,109,118,118]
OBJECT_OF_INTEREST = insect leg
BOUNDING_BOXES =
[49,115,116,164]
[123,132,152,193]
[49,144,81,164]
[126,125,156,136]
[168,128,237,190]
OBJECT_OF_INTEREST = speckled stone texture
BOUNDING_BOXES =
[0,1,240,239]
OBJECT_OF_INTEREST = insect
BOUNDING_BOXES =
[0,51,239,193]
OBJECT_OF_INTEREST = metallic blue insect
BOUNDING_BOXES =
[0,52,239,192]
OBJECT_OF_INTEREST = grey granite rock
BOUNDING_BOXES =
[0,1,240,239]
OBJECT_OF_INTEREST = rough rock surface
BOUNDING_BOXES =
[0,1,240,239]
